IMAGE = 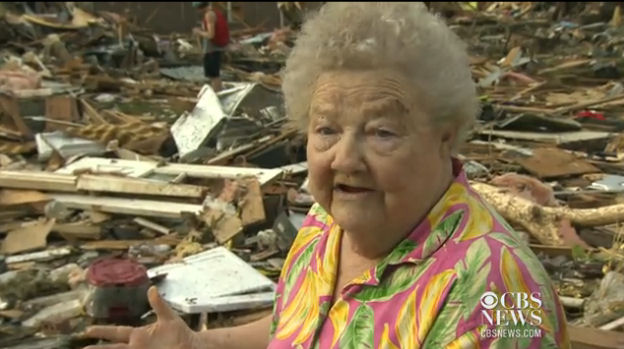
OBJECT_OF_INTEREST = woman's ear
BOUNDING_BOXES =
[439,125,458,158]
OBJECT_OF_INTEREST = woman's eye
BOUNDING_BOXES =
[375,128,396,138]
[317,127,336,135]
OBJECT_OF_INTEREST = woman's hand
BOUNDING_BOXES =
[83,286,204,349]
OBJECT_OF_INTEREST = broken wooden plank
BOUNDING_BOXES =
[0,221,27,234]
[529,244,575,258]
[472,182,624,246]
[45,95,79,131]
[1,218,55,254]
[600,315,624,331]
[0,209,31,222]
[88,211,111,224]
[53,221,101,240]
[0,309,24,320]
[537,58,592,75]
[0,171,77,192]
[22,299,83,328]
[158,163,283,186]
[478,129,612,144]
[278,161,308,175]
[202,210,243,244]
[133,217,170,235]
[56,157,158,177]
[79,98,107,124]
[559,296,585,309]
[81,235,180,250]
[207,135,273,165]
[240,178,266,226]
[214,213,243,244]
[23,289,87,309]
[23,13,87,29]
[56,157,283,186]
[492,104,555,115]
[0,189,50,206]
[516,147,601,179]
[568,324,624,349]
[5,246,72,264]
[49,193,203,218]
[555,93,624,115]
[0,124,24,139]
[0,94,32,138]
[76,174,207,198]
[244,128,299,160]
[8,261,36,271]
[8,88,55,98]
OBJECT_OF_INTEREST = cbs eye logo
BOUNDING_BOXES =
[480,291,498,310]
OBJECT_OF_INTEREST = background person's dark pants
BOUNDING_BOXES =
[203,51,221,78]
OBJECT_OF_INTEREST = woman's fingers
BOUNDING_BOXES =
[83,325,134,343]
[147,286,177,322]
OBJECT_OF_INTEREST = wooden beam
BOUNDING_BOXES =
[207,135,273,165]
[568,324,624,349]
[478,129,613,144]
[76,174,207,198]
[52,221,101,240]
[79,98,107,124]
[1,219,55,255]
[472,182,624,246]
[133,217,170,235]
[240,178,265,226]
[0,94,32,138]
[45,95,79,132]
[81,235,180,250]
[156,163,283,186]
[49,193,203,218]
[0,171,77,192]
[0,189,50,206]
[201,210,243,244]
[0,209,31,222]
[56,157,283,186]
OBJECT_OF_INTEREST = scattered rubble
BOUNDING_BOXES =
[2,2,624,348]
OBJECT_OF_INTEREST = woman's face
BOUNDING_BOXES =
[306,69,456,237]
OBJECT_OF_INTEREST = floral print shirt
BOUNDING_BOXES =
[267,162,570,348]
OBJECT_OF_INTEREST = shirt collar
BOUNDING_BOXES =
[359,158,471,286]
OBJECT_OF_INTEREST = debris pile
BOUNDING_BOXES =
[1,2,624,348]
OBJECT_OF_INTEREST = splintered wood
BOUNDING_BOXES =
[472,182,624,246]
[76,174,207,198]
[1,219,55,254]
[517,147,600,179]
[240,178,266,226]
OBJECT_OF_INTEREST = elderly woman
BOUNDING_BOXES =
[84,3,569,349]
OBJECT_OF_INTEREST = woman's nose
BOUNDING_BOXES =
[330,133,366,174]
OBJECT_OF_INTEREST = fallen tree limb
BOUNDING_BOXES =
[471,182,624,247]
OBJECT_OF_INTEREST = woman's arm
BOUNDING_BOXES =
[197,314,273,349]
[83,288,273,349]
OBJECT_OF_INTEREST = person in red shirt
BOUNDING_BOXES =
[193,2,229,92]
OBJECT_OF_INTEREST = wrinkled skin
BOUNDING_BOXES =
[306,69,456,257]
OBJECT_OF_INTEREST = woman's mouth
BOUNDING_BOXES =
[334,184,374,194]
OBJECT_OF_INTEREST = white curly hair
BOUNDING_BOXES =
[281,2,479,151]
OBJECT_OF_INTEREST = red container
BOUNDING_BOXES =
[85,257,149,322]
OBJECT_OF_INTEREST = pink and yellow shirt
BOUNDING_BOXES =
[267,162,570,348]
